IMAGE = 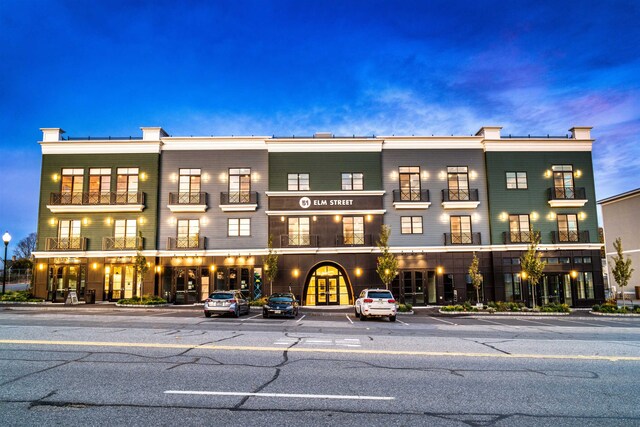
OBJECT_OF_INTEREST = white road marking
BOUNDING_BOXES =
[296,315,306,323]
[165,390,395,400]
[346,314,354,324]
[343,338,359,341]
[427,316,457,325]
[475,318,508,326]
[397,319,409,326]
[241,314,262,322]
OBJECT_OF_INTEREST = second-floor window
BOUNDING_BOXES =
[117,168,139,203]
[508,214,531,242]
[506,172,527,189]
[228,218,251,237]
[342,173,363,191]
[61,168,84,204]
[89,168,111,204]
[401,216,423,234]
[288,173,310,191]
[557,214,579,242]
[553,165,575,199]
[288,217,310,245]
[399,167,420,201]
[342,216,364,244]
[447,166,469,200]
[450,215,472,244]
[58,219,81,248]
[114,219,137,248]
[177,219,200,248]
[179,169,201,203]
[229,168,251,203]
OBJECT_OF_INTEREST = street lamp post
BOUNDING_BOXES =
[2,232,11,294]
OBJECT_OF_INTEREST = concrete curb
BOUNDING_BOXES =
[114,303,171,308]
[438,309,570,316]
[590,311,640,317]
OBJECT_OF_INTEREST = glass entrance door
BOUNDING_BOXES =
[540,274,572,306]
[47,265,86,302]
[401,271,426,306]
[174,267,199,304]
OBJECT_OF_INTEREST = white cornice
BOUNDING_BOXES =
[267,140,383,152]
[483,140,593,152]
[266,191,385,197]
[167,204,208,213]
[161,137,268,151]
[47,204,145,213]
[381,137,484,150]
[393,202,431,209]
[219,204,258,212]
[547,199,588,208]
[41,141,162,155]
[442,201,480,210]
[265,209,386,216]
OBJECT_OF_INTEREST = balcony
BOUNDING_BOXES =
[392,189,431,209]
[502,231,532,244]
[336,234,373,247]
[219,191,258,212]
[443,232,482,246]
[47,192,145,213]
[547,187,588,208]
[167,192,207,213]
[280,234,319,248]
[45,237,88,251]
[551,230,590,244]
[167,237,206,250]
[441,189,480,210]
[102,236,143,251]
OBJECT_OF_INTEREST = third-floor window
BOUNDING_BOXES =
[508,214,531,242]
[61,168,84,204]
[288,217,310,246]
[557,214,579,242]
[399,167,420,201]
[447,166,469,200]
[553,165,575,199]
[342,216,364,244]
[450,215,472,244]
[89,168,111,204]
[342,173,363,191]
[117,168,139,203]
[177,219,200,248]
[179,168,201,203]
[114,219,137,247]
[229,168,251,203]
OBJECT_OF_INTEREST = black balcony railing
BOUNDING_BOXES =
[392,189,430,203]
[441,188,479,202]
[167,237,206,250]
[444,232,481,245]
[280,234,319,247]
[502,231,532,244]
[49,191,145,205]
[220,191,258,205]
[548,187,586,200]
[169,192,207,205]
[335,234,372,246]
[102,237,143,250]
[551,230,590,244]
[46,237,87,251]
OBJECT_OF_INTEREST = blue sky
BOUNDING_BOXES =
[1,0,639,246]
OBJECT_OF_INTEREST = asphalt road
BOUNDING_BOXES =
[0,306,639,426]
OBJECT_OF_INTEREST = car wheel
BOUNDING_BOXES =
[263,311,269,319]
[360,313,367,321]
[204,312,211,318]
[389,315,396,322]
[354,308,360,318]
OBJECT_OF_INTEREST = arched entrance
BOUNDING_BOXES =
[303,263,353,306]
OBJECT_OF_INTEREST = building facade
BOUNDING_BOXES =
[32,126,605,307]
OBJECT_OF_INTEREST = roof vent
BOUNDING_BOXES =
[314,132,333,138]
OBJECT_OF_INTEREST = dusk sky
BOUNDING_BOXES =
[1,0,639,246]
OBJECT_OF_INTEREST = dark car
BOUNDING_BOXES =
[263,293,299,318]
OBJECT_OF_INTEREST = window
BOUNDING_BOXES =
[89,168,111,203]
[504,273,522,302]
[342,173,363,191]
[342,216,364,244]
[557,214,579,242]
[114,219,137,248]
[447,166,470,200]
[552,165,575,199]
[574,256,592,264]
[576,272,594,300]
[179,169,201,203]
[61,168,84,204]
[506,172,527,189]
[228,218,251,237]
[508,214,531,243]
[450,216,472,244]
[288,173,310,191]
[177,219,200,248]
[58,219,81,249]
[401,217,423,234]
[116,168,139,203]
[229,168,251,203]
[399,167,421,201]
[288,217,310,245]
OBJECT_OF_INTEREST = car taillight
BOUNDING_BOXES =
[388,299,396,303]
[363,298,373,303]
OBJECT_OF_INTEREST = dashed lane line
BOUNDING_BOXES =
[1,339,638,362]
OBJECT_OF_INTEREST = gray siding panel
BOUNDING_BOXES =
[158,150,269,251]
[382,149,491,247]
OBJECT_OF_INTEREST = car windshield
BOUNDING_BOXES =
[269,297,294,303]
[210,293,234,300]
[367,291,393,299]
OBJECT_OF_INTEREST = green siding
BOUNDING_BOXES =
[269,152,382,191]
[485,151,599,244]
[36,153,160,251]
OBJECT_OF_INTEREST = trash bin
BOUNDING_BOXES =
[85,289,96,304]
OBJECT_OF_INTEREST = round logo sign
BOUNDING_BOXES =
[299,197,311,209]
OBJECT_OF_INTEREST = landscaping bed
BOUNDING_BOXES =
[0,291,44,303]
[439,301,571,315]
[115,296,169,307]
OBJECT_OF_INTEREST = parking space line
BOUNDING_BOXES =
[397,319,409,326]
[514,318,554,326]
[296,315,306,323]
[553,317,604,327]
[241,314,262,322]
[165,390,395,400]
[346,314,354,324]
[426,316,457,325]
[474,318,509,326]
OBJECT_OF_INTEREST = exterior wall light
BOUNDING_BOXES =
[82,218,90,226]
[531,212,539,221]
[521,272,528,280]
[499,212,508,222]
[578,212,587,220]
[544,170,552,178]
[574,170,582,178]
[293,269,300,278]
[570,270,578,279]
[436,266,444,275]
[210,265,216,272]
[38,263,46,271]
[139,172,148,181]
[366,214,373,222]
[49,218,57,226]
[334,215,341,222]
[92,262,98,270]
[355,268,362,277]
[52,173,60,182]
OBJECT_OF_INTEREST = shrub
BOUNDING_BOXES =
[540,302,570,313]
[0,290,43,302]
[441,304,477,312]
[397,303,413,312]
[117,295,167,305]
[250,297,268,307]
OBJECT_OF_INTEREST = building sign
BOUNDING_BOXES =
[270,195,382,211]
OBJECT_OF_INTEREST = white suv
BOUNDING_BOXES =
[354,289,397,322]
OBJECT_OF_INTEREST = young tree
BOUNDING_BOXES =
[468,252,483,304]
[264,235,279,295]
[133,231,149,300]
[611,237,634,307]
[13,232,37,264]
[520,229,547,308]
[376,225,398,290]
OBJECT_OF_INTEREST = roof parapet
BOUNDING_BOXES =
[475,126,502,139]
[141,127,169,141]
[569,127,592,140]
[40,128,65,142]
